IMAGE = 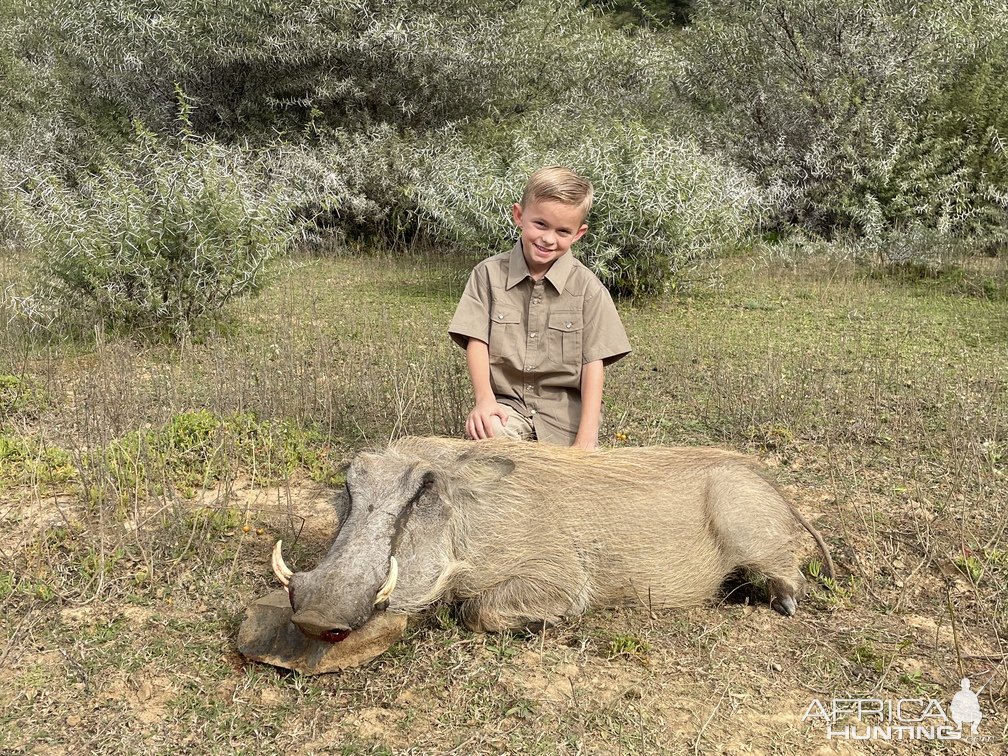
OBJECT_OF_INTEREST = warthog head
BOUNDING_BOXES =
[272,441,511,644]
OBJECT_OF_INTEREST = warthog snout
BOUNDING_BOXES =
[275,537,403,644]
[290,608,352,643]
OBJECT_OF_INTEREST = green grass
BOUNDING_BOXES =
[0,247,1006,752]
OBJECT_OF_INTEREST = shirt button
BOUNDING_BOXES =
[529,332,537,338]
[565,322,572,329]
[526,385,533,391]
[530,409,537,416]
[496,313,504,320]
[524,365,532,371]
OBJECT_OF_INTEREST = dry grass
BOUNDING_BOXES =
[1,245,1006,753]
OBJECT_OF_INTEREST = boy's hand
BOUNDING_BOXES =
[571,433,599,451]
[466,399,510,440]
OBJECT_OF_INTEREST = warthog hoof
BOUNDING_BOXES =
[772,594,798,617]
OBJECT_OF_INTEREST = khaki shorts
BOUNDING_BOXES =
[489,412,536,441]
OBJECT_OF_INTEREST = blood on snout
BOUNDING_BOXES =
[320,628,351,644]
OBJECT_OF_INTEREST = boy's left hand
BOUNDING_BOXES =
[571,433,599,451]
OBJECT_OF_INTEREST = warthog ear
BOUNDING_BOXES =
[415,455,515,511]
[449,452,516,486]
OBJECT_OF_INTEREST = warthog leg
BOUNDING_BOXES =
[459,576,591,633]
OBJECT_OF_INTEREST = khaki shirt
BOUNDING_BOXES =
[449,242,631,444]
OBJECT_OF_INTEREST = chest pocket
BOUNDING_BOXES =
[488,306,521,359]
[547,312,583,366]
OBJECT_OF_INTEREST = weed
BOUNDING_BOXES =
[594,628,652,663]
[899,670,939,698]
[186,506,243,537]
[808,559,855,610]
[954,553,984,584]
[503,697,537,719]
[851,639,884,675]
[0,432,76,488]
[0,373,47,419]
[432,604,458,631]
[486,631,522,661]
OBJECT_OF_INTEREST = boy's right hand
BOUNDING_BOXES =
[466,399,510,440]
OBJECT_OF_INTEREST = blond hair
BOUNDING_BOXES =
[521,166,593,223]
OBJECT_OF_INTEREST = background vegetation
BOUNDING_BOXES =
[1,1,1006,752]
[3,0,1004,313]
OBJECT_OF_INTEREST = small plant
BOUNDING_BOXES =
[486,631,522,661]
[899,670,938,698]
[0,432,77,488]
[432,604,458,631]
[0,571,14,600]
[954,552,984,584]
[748,422,796,452]
[851,639,884,674]
[104,410,225,493]
[503,697,537,720]
[0,374,47,420]
[984,546,1008,567]
[808,559,852,609]
[595,628,651,663]
[186,506,243,536]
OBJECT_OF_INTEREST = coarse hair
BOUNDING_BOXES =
[521,166,594,223]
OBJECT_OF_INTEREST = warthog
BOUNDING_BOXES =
[272,436,834,646]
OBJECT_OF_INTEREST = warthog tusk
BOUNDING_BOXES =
[272,540,294,587]
[374,556,398,605]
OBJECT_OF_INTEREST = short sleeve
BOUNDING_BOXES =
[448,266,491,350]
[581,285,631,366]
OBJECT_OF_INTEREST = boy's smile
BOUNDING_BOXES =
[512,198,588,279]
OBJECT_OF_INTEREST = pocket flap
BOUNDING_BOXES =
[491,307,521,325]
[547,312,583,331]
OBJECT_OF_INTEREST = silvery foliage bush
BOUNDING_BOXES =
[34,0,676,137]
[680,0,1008,257]
[0,3,125,182]
[412,120,763,296]
[262,126,428,249]
[21,129,292,337]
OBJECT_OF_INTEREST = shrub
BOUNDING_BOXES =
[266,118,760,296]
[924,34,1008,250]
[0,432,76,488]
[263,126,427,250]
[680,0,1008,246]
[0,3,127,185]
[32,0,679,139]
[22,128,292,337]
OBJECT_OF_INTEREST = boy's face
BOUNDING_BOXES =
[512,197,588,278]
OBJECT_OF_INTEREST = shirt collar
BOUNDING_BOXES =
[505,240,575,294]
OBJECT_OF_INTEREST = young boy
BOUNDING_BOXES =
[448,166,630,449]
